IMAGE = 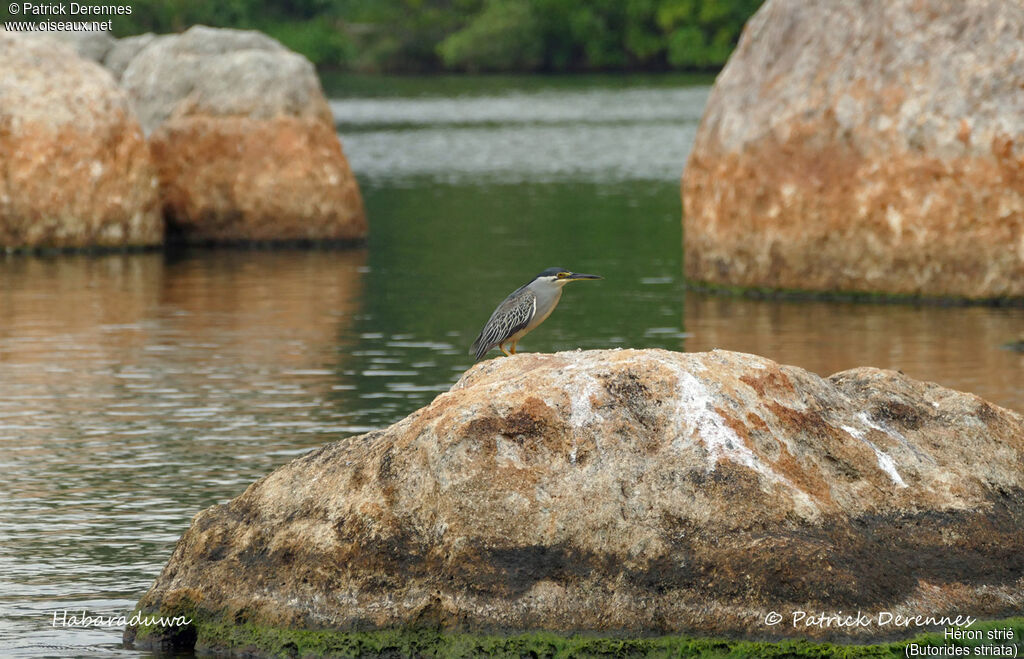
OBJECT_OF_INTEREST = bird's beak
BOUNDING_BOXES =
[567,272,602,280]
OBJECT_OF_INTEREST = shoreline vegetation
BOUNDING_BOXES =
[4,0,763,73]
[319,71,719,98]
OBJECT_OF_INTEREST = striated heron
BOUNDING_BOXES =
[471,267,602,361]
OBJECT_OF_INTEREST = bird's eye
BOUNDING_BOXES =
[557,272,568,279]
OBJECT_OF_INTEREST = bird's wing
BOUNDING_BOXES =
[471,290,536,360]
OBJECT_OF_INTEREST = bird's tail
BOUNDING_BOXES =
[470,334,487,361]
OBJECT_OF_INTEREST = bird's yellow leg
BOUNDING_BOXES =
[509,341,518,355]
[499,342,511,356]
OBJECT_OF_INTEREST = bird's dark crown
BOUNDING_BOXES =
[535,267,569,279]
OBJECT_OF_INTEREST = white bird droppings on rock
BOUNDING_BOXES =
[842,424,908,488]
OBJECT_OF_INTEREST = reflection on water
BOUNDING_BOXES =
[334,86,707,184]
[1,76,1021,658]
[0,250,368,657]
[683,294,1023,409]
[331,87,709,126]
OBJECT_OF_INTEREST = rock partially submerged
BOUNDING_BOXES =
[126,349,1024,654]
[120,26,366,244]
[683,0,1024,300]
[0,32,162,250]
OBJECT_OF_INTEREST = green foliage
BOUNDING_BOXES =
[58,0,764,72]
[113,0,258,34]
[657,0,762,67]
[260,17,356,68]
[438,0,544,72]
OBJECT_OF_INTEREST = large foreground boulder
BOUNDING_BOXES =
[127,349,1024,653]
[0,32,162,249]
[683,0,1024,300]
[120,26,366,244]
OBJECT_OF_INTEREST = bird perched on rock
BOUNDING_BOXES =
[471,267,602,360]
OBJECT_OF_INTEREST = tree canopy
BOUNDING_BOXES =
[66,0,765,72]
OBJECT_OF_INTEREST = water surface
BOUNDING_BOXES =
[1,75,1021,658]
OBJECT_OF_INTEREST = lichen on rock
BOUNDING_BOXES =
[119,25,366,245]
[0,31,162,250]
[683,0,1024,301]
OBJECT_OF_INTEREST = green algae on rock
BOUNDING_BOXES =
[684,279,1024,308]
[126,614,1024,658]
[125,349,1024,654]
